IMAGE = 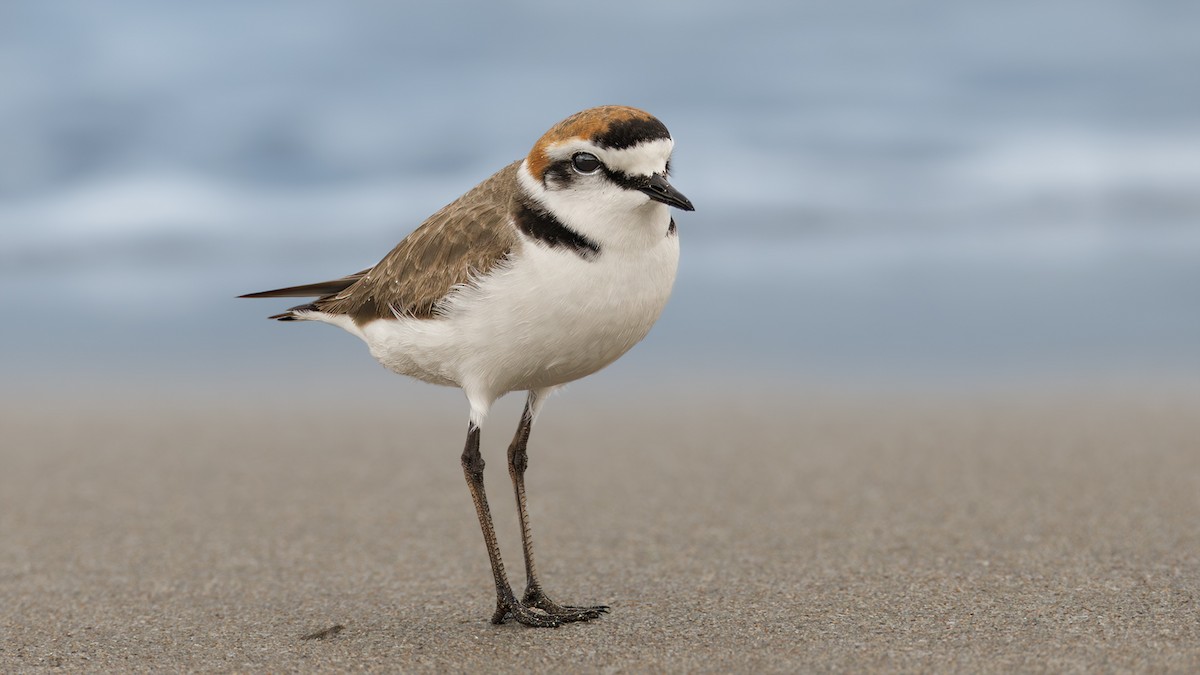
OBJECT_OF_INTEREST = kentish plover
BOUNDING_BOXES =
[242,105,693,627]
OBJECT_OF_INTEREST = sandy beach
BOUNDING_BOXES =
[2,385,1198,673]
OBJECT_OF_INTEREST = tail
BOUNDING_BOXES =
[239,272,366,321]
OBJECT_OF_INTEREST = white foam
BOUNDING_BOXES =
[958,133,1200,194]
[0,171,464,251]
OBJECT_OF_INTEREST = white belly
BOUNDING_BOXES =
[355,234,679,400]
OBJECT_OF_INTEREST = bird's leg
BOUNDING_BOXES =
[506,393,609,622]
[460,423,561,627]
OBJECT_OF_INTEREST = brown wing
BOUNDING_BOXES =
[312,161,522,324]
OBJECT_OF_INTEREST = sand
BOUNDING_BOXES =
[2,385,1198,673]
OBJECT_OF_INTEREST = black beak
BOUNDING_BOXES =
[639,173,695,211]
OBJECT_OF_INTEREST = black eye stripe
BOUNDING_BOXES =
[541,159,660,193]
[602,167,649,191]
[543,158,574,187]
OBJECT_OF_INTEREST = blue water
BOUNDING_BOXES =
[2,1,1199,388]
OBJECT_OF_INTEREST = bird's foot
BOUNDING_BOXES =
[490,598,564,627]
[523,587,610,622]
[489,588,609,626]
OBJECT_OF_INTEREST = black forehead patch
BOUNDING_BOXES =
[593,116,671,150]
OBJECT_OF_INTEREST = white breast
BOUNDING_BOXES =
[355,226,679,415]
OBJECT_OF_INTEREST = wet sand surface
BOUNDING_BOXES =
[2,386,1198,673]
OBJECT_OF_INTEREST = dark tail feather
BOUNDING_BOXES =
[241,270,367,321]
[238,272,367,299]
[268,302,320,321]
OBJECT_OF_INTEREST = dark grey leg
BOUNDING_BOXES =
[506,393,609,622]
[460,423,561,627]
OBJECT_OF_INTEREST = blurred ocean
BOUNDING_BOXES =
[2,0,1199,390]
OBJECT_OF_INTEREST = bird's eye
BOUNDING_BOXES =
[571,152,602,174]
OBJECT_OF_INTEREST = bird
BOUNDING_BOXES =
[241,105,693,627]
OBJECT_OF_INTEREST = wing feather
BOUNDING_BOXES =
[310,162,522,323]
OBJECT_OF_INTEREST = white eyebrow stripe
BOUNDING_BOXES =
[543,137,674,178]
[598,138,674,177]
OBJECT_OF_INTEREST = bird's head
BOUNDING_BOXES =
[520,106,693,245]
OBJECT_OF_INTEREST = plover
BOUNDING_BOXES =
[242,105,693,627]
